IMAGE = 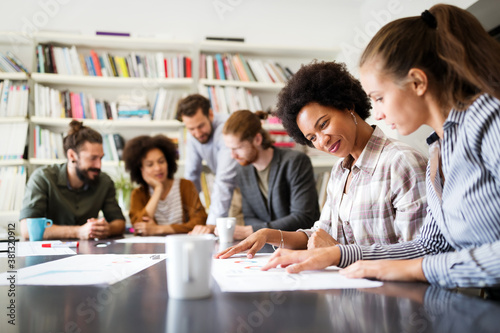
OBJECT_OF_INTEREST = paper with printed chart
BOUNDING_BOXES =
[212,254,383,292]
[0,241,76,258]
[0,254,165,286]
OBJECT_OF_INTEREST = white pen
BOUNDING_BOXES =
[42,241,79,248]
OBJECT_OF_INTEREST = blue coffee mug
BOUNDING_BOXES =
[27,218,53,241]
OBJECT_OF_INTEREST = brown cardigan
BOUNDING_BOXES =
[129,179,207,233]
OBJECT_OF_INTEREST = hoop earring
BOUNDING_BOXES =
[350,112,358,125]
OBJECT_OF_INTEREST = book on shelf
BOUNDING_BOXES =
[33,125,64,159]
[0,51,29,73]
[0,122,28,160]
[151,88,185,120]
[268,129,295,148]
[32,126,123,163]
[35,83,183,121]
[0,166,27,211]
[199,53,294,84]
[35,44,192,79]
[204,85,262,114]
[0,80,29,117]
[116,94,149,120]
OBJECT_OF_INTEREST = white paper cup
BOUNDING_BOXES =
[216,217,236,244]
[166,234,215,299]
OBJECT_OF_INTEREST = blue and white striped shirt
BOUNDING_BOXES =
[338,94,500,288]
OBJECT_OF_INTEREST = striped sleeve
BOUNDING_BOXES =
[423,241,500,288]
[337,207,452,268]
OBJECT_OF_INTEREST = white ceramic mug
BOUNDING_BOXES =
[216,217,236,244]
[166,234,215,299]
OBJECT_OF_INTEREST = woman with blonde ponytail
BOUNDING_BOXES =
[261,4,500,294]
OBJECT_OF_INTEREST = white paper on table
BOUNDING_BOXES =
[0,241,77,257]
[0,254,166,286]
[212,254,383,292]
[115,236,168,243]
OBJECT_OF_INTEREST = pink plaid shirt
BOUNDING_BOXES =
[300,126,427,245]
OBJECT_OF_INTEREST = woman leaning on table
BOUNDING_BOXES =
[123,134,207,235]
[216,60,428,259]
[260,4,500,291]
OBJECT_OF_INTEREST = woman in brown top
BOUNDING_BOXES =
[123,135,207,235]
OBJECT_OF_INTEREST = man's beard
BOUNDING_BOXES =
[196,123,214,144]
[237,146,259,166]
[75,163,101,186]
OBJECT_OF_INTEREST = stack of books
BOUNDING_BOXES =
[205,86,262,114]
[200,53,293,83]
[116,94,150,120]
[36,44,192,78]
[0,80,29,117]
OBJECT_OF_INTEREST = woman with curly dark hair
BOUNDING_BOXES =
[217,61,428,259]
[123,135,207,235]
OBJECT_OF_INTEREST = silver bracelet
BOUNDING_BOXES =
[272,229,284,251]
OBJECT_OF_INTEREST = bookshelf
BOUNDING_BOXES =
[198,40,339,169]
[0,33,32,224]
[28,32,195,175]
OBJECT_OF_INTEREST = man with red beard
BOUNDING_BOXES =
[20,120,125,240]
[221,110,320,240]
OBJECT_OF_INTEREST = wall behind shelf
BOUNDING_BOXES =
[0,0,475,69]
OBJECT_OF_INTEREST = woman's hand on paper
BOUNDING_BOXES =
[261,246,341,273]
[214,228,268,259]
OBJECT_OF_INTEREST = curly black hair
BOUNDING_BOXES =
[275,61,371,147]
[122,135,178,188]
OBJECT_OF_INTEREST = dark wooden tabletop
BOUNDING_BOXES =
[1,238,499,333]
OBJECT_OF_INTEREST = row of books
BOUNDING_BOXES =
[0,166,26,211]
[35,83,158,120]
[33,125,124,162]
[35,83,118,119]
[0,122,28,159]
[205,85,263,115]
[0,51,29,73]
[199,53,294,83]
[36,44,192,78]
[0,80,29,117]
[151,88,185,121]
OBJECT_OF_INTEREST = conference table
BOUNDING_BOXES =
[1,238,500,333]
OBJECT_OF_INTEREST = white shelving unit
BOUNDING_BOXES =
[0,33,32,224]
[198,41,337,112]
[29,32,195,173]
[198,40,339,171]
